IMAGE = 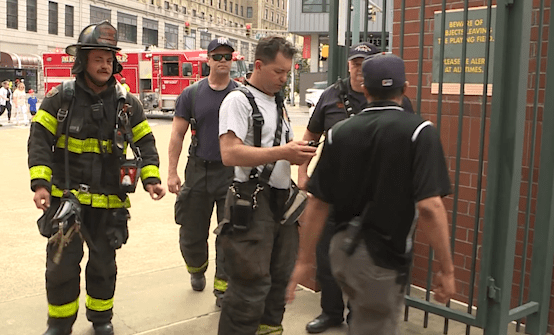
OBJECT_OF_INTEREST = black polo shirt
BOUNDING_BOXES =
[308,103,451,265]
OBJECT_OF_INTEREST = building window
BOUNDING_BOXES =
[210,14,213,22]
[27,0,37,32]
[48,2,58,35]
[283,0,285,9]
[224,0,227,11]
[265,9,268,19]
[247,7,252,18]
[302,0,328,12]
[235,4,238,14]
[118,12,137,43]
[65,5,74,37]
[200,31,211,49]
[142,18,158,47]
[164,1,170,10]
[218,0,221,9]
[7,0,18,29]
[182,6,187,14]
[184,29,196,49]
[210,0,213,6]
[174,4,179,11]
[276,13,279,23]
[90,5,111,23]
[193,9,197,17]
[230,1,233,12]
[165,23,178,49]
[241,6,244,16]
[241,41,248,58]
[271,11,274,21]
[277,0,279,7]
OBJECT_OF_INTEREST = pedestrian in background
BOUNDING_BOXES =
[13,82,29,126]
[120,78,130,92]
[28,89,38,119]
[287,53,456,334]
[168,37,239,306]
[0,80,12,124]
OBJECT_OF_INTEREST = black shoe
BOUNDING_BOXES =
[93,322,114,335]
[306,314,343,334]
[43,327,71,335]
[191,273,206,291]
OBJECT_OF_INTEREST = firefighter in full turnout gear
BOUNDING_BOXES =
[28,21,166,335]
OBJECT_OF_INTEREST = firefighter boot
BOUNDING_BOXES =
[93,321,114,335]
[43,315,76,335]
[191,273,206,291]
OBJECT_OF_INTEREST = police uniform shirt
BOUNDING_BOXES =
[219,85,293,190]
[175,79,239,162]
[307,78,367,133]
[307,104,451,258]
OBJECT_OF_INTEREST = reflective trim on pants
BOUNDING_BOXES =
[256,324,283,335]
[48,298,79,318]
[86,295,114,312]
[214,277,228,292]
[187,260,208,274]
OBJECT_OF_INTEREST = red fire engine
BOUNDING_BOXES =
[42,49,248,113]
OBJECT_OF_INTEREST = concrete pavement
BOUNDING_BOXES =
[0,107,525,334]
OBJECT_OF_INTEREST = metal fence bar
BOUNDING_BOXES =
[508,302,540,323]
[405,296,479,326]
[381,0,387,52]
[516,0,546,332]
[416,0,425,115]
[443,2,470,333]
[525,3,554,333]
[436,0,447,133]
[465,2,494,334]
[475,1,532,333]
[399,0,405,58]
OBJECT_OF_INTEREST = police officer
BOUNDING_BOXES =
[288,53,456,334]
[28,21,165,335]
[218,36,317,335]
[298,42,378,333]
[168,38,239,305]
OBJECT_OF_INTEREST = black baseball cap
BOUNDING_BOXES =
[362,53,406,90]
[348,42,378,61]
[207,37,235,53]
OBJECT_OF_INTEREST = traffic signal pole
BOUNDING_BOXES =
[328,0,340,84]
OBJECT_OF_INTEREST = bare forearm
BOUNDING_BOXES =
[298,130,322,173]
[222,144,287,167]
[167,135,184,175]
[417,197,454,275]
[297,195,330,265]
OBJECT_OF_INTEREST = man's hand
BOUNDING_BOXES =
[33,186,50,211]
[146,183,166,200]
[433,271,456,303]
[297,168,310,190]
[283,141,317,165]
[167,173,182,194]
[285,261,313,304]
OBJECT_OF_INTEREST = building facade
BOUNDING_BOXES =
[0,0,288,95]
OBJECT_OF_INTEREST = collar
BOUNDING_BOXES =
[361,102,405,114]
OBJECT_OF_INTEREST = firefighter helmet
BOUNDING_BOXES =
[67,21,123,75]
[66,21,121,56]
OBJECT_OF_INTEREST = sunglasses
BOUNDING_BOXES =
[211,54,233,61]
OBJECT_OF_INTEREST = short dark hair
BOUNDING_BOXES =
[254,36,297,64]
[365,86,405,101]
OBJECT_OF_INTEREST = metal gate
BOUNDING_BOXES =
[327,0,554,334]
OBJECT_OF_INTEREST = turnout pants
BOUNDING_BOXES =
[329,230,406,335]
[218,186,299,335]
[44,198,119,329]
[175,156,234,293]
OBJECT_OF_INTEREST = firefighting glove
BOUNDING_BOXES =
[107,208,130,249]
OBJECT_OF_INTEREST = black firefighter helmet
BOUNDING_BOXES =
[66,21,123,75]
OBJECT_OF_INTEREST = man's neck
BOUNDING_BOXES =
[248,74,273,96]
[208,73,231,90]
[84,76,108,94]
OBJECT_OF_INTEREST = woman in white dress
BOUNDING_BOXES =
[12,82,29,126]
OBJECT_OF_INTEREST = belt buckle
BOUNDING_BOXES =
[78,184,90,194]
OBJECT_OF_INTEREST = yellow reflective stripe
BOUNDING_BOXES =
[214,277,228,292]
[51,185,131,209]
[256,324,283,335]
[86,295,114,312]
[48,298,79,318]
[34,109,58,135]
[132,120,152,142]
[56,136,113,154]
[30,165,53,182]
[140,165,161,180]
[187,260,208,274]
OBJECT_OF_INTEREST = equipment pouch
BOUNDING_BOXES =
[107,208,130,249]
[37,205,56,238]
[281,180,307,226]
[119,159,141,193]
[231,198,253,232]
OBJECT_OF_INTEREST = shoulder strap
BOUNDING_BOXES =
[55,80,76,139]
[184,80,201,156]
[234,86,264,148]
[336,77,355,116]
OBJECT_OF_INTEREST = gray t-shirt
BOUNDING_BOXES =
[219,85,294,189]
[175,79,239,161]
